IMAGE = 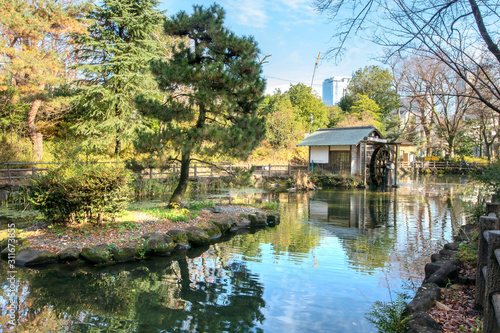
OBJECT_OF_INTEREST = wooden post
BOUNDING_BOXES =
[394,144,399,187]
[211,165,213,177]
[288,164,291,176]
[7,163,11,185]
[268,164,271,177]
[32,166,36,179]
[173,164,176,176]
[194,164,197,177]
[149,168,153,179]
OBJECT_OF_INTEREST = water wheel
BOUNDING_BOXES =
[369,146,392,186]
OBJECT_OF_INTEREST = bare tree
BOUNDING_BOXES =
[314,0,500,115]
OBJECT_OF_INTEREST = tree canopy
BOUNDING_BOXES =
[72,0,165,156]
[136,4,267,207]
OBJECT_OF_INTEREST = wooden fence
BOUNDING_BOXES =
[0,161,309,185]
[400,160,488,170]
[475,202,500,333]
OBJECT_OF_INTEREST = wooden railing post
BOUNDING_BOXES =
[268,164,271,177]
[194,164,197,178]
[32,166,36,179]
[211,165,214,177]
[7,163,11,185]
[149,168,153,179]
[288,164,291,177]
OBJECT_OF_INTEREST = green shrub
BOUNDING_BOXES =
[365,292,410,333]
[28,162,132,224]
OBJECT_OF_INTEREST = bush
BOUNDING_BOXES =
[28,162,132,224]
[365,292,410,333]
[474,160,500,196]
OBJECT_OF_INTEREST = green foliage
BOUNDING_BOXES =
[72,0,165,155]
[137,206,193,222]
[136,4,266,207]
[365,292,410,333]
[346,65,400,117]
[456,240,478,267]
[473,161,500,196]
[264,92,305,149]
[221,167,256,187]
[287,83,329,131]
[261,201,278,211]
[27,163,132,224]
[310,172,362,188]
[188,200,215,210]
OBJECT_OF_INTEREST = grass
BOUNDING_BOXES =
[261,201,279,211]
[365,292,410,333]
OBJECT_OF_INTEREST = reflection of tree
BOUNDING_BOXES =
[0,250,266,332]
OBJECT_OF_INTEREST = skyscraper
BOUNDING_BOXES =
[322,77,351,106]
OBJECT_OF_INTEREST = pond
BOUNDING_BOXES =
[0,175,486,332]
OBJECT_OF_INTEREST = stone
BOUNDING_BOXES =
[175,242,191,251]
[166,229,186,243]
[266,213,280,226]
[0,189,9,201]
[142,233,175,256]
[186,227,210,245]
[406,312,443,333]
[247,212,267,227]
[80,244,113,265]
[424,260,461,287]
[405,283,441,314]
[16,247,58,266]
[438,249,457,257]
[206,206,222,214]
[58,247,80,262]
[111,246,140,263]
[205,226,222,240]
[443,242,460,251]
[214,218,237,233]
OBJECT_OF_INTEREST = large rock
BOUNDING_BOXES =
[142,233,175,256]
[424,260,461,287]
[166,229,187,243]
[406,312,443,333]
[205,226,222,240]
[405,283,441,315]
[16,247,58,266]
[58,247,80,262]
[186,227,210,245]
[111,246,140,263]
[214,218,237,233]
[266,213,280,226]
[247,212,267,227]
[80,244,113,265]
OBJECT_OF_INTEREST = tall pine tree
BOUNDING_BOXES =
[72,0,164,155]
[136,4,266,207]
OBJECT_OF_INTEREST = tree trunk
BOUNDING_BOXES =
[168,150,191,208]
[115,137,122,155]
[28,98,42,144]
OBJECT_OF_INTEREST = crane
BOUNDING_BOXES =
[310,51,321,87]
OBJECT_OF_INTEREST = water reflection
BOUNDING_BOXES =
[0,175,488,332]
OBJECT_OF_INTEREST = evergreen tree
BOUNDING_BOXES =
[72,0,164,156]
[136,4,266,207]
[0,0,88,152]
[287,83,329,131]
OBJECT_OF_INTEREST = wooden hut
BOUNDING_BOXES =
[297,126,400,186]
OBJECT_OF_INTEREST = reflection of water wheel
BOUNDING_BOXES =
[370,146,391,186]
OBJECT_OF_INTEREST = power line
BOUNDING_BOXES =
[264,75,323,87]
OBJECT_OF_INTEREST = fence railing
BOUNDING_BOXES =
[475,202,500,333]
[0,161,310,185]
[400,160,488,170]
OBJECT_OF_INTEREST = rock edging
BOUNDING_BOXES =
[0,212,280,268]
[405,227,476,332]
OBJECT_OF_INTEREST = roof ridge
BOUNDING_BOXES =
[316,126,375,132]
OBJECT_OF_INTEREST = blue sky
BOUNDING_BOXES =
[159,0,383,97]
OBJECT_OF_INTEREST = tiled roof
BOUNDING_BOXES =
[297,126,385,146]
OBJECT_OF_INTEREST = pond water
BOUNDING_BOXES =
[0,175,486,332]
